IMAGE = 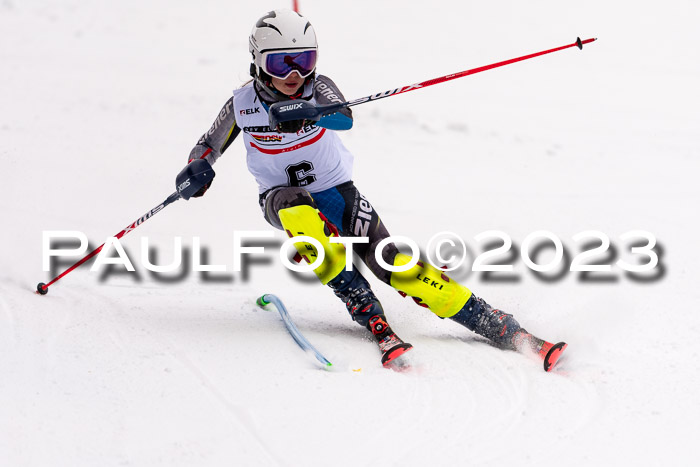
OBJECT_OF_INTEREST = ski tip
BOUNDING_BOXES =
[543,342,567,372]
[36,282,48,295]
[381,343,413,369]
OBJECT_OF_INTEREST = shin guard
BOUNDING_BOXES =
[279,205,346,285]
[389,253,472,318]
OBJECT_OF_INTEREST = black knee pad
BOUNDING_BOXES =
[261,186,317,229]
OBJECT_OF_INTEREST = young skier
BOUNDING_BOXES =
[178,9,566,371]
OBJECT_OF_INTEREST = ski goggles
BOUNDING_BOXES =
[261,49,317,80]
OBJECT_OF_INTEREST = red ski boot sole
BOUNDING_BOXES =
[542,342,567,372]
[381,343,413,368]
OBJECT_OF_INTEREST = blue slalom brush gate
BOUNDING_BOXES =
[256,294,333,368]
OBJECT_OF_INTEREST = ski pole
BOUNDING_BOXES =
[36,191,181,295]
[269,36,597,126]
[345,36,597,107]
[36,158,215,295]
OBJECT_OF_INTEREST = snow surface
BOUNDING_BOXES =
[1,0,699,465]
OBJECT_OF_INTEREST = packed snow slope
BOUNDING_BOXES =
[1,1,699,466]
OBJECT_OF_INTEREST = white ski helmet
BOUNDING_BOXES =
[249,10,318,95]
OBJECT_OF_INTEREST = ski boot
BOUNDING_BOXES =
[329,268,413,367]
[451,296,567,372]
[368,315,413,368]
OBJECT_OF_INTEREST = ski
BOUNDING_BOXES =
[380,341,414,370]
[256,294,333,369]
[541,341,568,372]
[514,331,567,372]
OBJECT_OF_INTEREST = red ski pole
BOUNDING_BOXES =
[36,158,215,295]
[269,37,597,126]
[36,191,181,295]
[346,37,597,107]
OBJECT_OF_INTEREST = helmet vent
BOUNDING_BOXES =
[256,11,281,35]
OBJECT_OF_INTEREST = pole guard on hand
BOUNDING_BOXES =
[176,158,215,200]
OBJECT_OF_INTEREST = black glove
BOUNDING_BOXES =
[192,180,212,198]
[276,119,307,133]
